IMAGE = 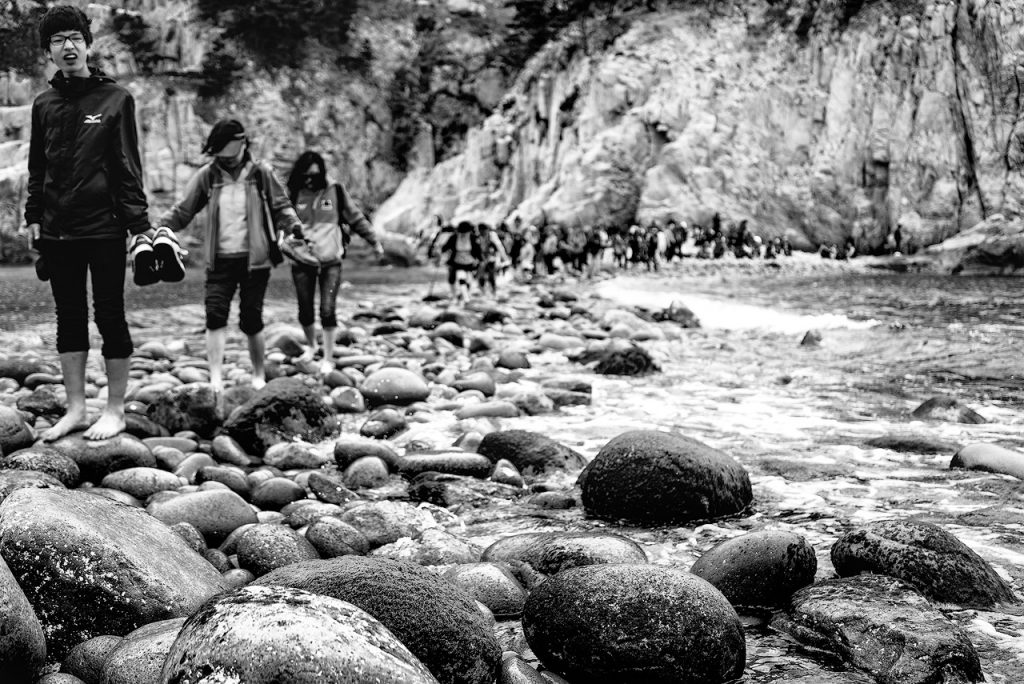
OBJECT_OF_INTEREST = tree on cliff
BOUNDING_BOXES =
[502,0,621,69]
[0,0,46,74]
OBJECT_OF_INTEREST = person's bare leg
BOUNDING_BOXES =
[300,323,317,362]
[84,357,128,440]
[41,351,90,441]
[207,327,227,394]
[320,327,336,375]
[248,332,266,389]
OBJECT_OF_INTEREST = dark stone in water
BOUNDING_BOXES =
[864,431,957,454]
[911,396,987,424]
[771,574,983,684]
[831,518,1019,607]
[223,377,337,455]
[359,408,407,440]
[397,451,494,479]
[307,471,359,505]
[571,344,659,376]
[477,430,587,476]
[407,480,450,507]
[146,383,221,439]
[123,413,169,439]
[482,532,647,575]
[334,437,400,470]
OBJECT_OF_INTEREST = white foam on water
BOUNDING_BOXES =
[597,282,880,333]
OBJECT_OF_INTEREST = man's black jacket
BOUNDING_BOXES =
[25,69,150,240]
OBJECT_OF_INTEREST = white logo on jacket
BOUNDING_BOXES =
[83,114,102,124]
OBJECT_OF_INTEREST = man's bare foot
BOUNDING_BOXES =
[83,410,126,441]
[40,410,90,442]
[251,376,266,390]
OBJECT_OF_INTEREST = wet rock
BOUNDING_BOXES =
[340,500,438,548]
[360,407,408,439]
[236,523,321,577]
[0,469,65,504]
[263,441,331,469]
[46,433,157,483]
[507,391,555,415]
[146,383,221,439]
[0,488,226,659]
[0,555,46,682]
[444,563,528,618]
[283,500,344,528]
[482,532,647,575]
[334,437,400,470]
[172,453,216,483]
[344,456,390,488]
[496,350,531,370]
[308,471,360,505]
[360,368,431,408]
[223,377,336,455]
[490,459,524,488]
[831,519,1019,607]
[525,491,576,509]
[452,372,497,396]
[100,467,181,500]
[408,480,451,507]
[61,634,122,683]
[690,530,817,611]
[542,388,591,408]
[499,654,547,684]
[146,489,258,543]
[864,431,958,454]
[951,443,1024,480]
[99,617,185,684]
[170,521,207,554]
[570,342,659,375]
[0,357,56,385]
[16,384,64,420]
[195,465,250,497]
[210,435,250,467]
[0,445,80,487]
[771,575,983,684]
[250,477,307,511]
[652,301,700,327]
[142,436,197,453]
[264,324,308,358]
[161,584,439,683]
[306,517,370,558]
[799,330,822,346]
[123,413,168,440]
[331,386,367,412]
[0,405,34,455]
[455,400,521,419]
[398,451,494,478]
[911,396,987,424]
[523,564,745,684]
[477,430,587,475]
[371,528,481,565]
[432,321,465,347]
[580,430,752,525]
[255,556,501,684]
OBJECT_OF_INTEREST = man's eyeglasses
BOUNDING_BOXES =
[49,34,86,48]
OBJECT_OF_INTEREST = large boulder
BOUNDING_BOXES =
[146,489,258,543]
[223,377,337,455]
[359,368,431,408]
[523,564,745,683]
[831,519,1019,607]
[160,585,439,684]
[0,469,65,505]
[580,430,752,524]
[482,532,647,575]
[255,556,501,684]
[146,383,221,439]
[0,405,34,456]
[45,433,157,483]
[0,555,46,682]
[690,530,817,611]
[476,430,587,475]
[771,575,984,684]
[0,488,227,659]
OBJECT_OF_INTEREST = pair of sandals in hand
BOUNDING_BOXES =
[129,227,187,286]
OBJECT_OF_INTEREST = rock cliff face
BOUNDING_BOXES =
[376,0,1024,252]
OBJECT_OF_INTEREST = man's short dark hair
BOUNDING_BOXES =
[38,5,93,50]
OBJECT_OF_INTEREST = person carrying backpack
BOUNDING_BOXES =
[284,151,384,375]
[476,222,509,297]
[441,221,481,303]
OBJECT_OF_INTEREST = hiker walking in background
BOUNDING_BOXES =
[156,119,302,393]
[285,150,384,375]
[23,5,158,442]
[476,222,509,298]
[440,220,482,303]
[517,221,538,281]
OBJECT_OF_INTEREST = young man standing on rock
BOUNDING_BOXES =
[22,5,152,442]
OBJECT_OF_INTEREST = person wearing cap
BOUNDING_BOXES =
[22,5,152,441]
[284,150,384,375]
[156,118,303,392]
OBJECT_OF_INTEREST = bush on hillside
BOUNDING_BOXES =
[0,0,46,75]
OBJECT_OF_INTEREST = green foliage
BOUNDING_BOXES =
[0,0,46,75]
[111,10,161,74]
[498,0,620,72]
[195,0,359,69]
[197,38,245,98]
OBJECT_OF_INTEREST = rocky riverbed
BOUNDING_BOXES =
[1,255,1023,684]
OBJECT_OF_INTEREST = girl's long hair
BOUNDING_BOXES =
[286,150,328,204]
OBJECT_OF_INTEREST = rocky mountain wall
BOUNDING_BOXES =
[375,0,1024,252]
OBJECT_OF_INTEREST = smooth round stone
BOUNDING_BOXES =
[444,563,528,618]
[477,430,587,475]
[482,532,647,575]
[334,437,400,470]
[360,368,431,408]
[580,430,752,525]
[210,435,251,467]
[151,445,187,470]
[263,442,332,469]
[951,443,1024,479]
[397,452,494,479]
[371,528,481,565]
[172,452,218,483]
[170,521,207,554]
[360,408,408,439]
[331,386,367,413]
[81,486,142,508]
[499,654,547,683]
[255,557,501,684]
[161,585,438,683]
[490,459,524,488]
[523,564,745,684]
[23,372,62,389]
[690,530,817,611]
[339,500,438,548]
[0,446,80,487]
[257,511,286,525]
[431,322,465,347]
[451,372,497,396]
[284,501,344,528]
[39,674,87,684]
[0,469,65,505]
[251,477,307,511]
[335,354,385,369]
[0,555,46,681]
[123,413,168,440]
[218,524,257,555]
[525,492,576,509]
[324,370,354,389]
[204,548,232,572]
[62,634,123,683]
[0,405,36,454]
[236,524,321,577]
[306,517,370,558]
[100,467,182,500]
[142,436,198,453]
[222,568,255,589]
[456,401,520,419]
[146,383,221,439]
[46,433,157,483]
[147,489,258,543]
[496,350,531,370]
[537,333,584,351]
[99,617,185,684]
[308,471,359,505]
[196,465,250,497]
[344,456,390,489]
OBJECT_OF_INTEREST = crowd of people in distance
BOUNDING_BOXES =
[420,212,794,302]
